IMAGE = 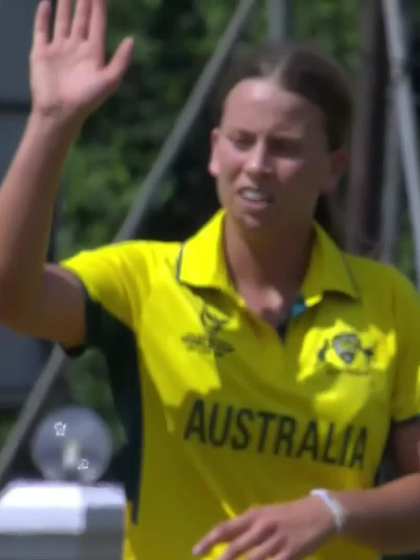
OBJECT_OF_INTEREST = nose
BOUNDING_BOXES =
[244,141,272,176]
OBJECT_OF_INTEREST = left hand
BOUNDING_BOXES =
[192,495,336,560]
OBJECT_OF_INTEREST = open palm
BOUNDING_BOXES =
[30,0,133,123]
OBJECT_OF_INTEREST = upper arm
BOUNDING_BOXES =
[390,268,420,423]
[7,263,86,349]
[389,420,420,475]
[1,241,159,351]
[383,268,420,475]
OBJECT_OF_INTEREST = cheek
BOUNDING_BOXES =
[210,143,244,179]
[276,158,307,181]
[277,156,329,186]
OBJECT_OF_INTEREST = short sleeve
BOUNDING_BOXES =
[60,241,154,332]
[390,267,420,423]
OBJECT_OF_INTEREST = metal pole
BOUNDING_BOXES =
[346,0,388,254]
[380,102,402,263]
[116,0,258,241]
[382,0,420,282]
[267,0,293,41]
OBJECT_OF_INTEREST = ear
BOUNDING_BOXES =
[322,148,350,195]
[208,128,221,178]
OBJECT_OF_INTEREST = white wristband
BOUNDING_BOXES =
[310,489,347,533]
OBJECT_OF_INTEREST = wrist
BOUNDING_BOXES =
[310,489,348,534]
[28,108,84,140]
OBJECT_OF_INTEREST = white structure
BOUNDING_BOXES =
[0,481,125,560]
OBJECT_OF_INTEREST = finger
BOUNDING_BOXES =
[88,0,107,53]
[103,37,134,90]
[271,553,295,560]
[248,534,287,560]
[193,516,252,556]
[33,0,52,48]
[219,525,276,560]
[70,0,92,40]
[53,0,73,39]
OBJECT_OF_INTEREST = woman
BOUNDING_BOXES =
[0,1,420,559]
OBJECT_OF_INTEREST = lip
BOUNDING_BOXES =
[237,187,274,209]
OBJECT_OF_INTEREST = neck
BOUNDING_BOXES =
[224,216,314,293]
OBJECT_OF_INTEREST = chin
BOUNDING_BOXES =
[233,210,280,237]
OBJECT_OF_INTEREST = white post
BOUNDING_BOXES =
[0,481,126,560]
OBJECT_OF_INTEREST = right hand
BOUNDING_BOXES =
[30,0,134,126]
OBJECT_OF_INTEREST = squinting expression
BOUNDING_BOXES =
[209,78,345,234]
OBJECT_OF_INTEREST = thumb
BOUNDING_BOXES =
[104,37,135,90]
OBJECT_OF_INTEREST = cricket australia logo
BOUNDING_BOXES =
[318,332,374,370]
[182,305,234,357]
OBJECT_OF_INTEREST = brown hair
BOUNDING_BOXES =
[216,41,354,151]
[213,42,353,244]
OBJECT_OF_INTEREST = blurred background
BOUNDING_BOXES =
[0,1,419,558]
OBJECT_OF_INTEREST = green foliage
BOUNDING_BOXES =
[58,0,236,253]
[293,0,361,68]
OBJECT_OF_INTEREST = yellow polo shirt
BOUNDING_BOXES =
[62,210,420,560]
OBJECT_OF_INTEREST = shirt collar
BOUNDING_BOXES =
[177,210,234,293]
[177,210,359,303]
[301,222,359,306]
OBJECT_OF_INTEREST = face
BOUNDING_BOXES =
[209,78,347,235]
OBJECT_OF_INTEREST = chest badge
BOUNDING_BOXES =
[181,305,234,358]
[318,332,374,369]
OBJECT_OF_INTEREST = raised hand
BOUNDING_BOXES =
[30,0,134,126]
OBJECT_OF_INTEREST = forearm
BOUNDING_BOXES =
[0,112,80,317]
[335,472,420,554]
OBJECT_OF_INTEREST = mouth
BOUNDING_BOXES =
[238,187,274,205]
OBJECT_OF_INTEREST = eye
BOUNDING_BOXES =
[268,138,302,157]
[228,132,255,151]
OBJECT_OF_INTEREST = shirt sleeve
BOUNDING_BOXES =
[390,266,420,423]
[60,241,154,335]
